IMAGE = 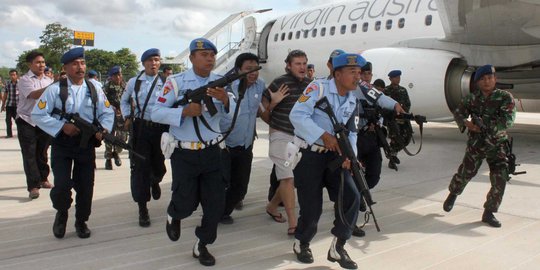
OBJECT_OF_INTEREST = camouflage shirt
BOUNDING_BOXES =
[103,81,126,111]
[384,84,410,112]
[454,88,516,145]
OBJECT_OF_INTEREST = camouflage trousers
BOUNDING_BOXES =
[448,141,509,212]
[388,120,412,153]
[104,115,129,159]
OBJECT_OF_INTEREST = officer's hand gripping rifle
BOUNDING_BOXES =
[315,96,381,232]
[52,108,146,161]
[173,66,262,115]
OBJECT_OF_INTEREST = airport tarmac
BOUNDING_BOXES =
[0,113,538,270]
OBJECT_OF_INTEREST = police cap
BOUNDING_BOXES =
[474,64,495,82]
[332,53,367,70]
[362,61,372,72]
[388,70,402,78]
[61,47,84,65]
[108,66,122,77]
[141,48,161,62]
[328,49,345,63]
[88,70,98,77]
[189,38,217,54]
[307,64,314,69]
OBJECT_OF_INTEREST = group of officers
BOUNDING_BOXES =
[26,36,515,268]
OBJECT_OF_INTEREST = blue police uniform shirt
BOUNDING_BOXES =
[290,78,358,155]
[121,73,163,121]
[31,79,114,137]
[220,78,265,148]
[353,81,397,128]
[150,68,236,142]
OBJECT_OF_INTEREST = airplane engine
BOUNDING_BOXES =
[361,48,473,121]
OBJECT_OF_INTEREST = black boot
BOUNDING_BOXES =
[151,183,161,200]
[192,240,215,266]
[327,237,358,269]
[293,239,314,264]
[166,215,181,241]
[112,152,122,167]
[53,211,68,239]
[138,202,150,227]
[482,210,501,227]
[74,220,91,238]
[388,160,398,171]
[443,193,458,212]
[352,226,365,237]
[105,159,112,170]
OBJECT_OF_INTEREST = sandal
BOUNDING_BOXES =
[287,226,296,235]
[266,210,287,223]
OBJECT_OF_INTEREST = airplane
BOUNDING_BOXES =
[166,0,540,121]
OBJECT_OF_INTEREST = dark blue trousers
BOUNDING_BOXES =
[356,131,382,189]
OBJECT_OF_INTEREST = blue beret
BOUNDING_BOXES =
[388,70,402,78]
[141,48,161,62]
[61,47,84,64]
[88,70,98,76]
[190,38,217,54]
[307,64,314,69]
[108,66,122,77]
[474,64,495,82]
[328,49,345,62]
[332,53,367,70]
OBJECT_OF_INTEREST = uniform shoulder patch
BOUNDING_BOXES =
[38,100,46,110]
[304,83,319,95]
[104,99,111,108]
[163,80,174,95]
[298,94,310,103]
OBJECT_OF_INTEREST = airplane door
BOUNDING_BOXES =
[240,16,257,50]
[258,20,276,63]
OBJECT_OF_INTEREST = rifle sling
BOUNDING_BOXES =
[402,119,424,156]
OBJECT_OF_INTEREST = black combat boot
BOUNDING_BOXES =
[293,239,314,264]
[166,215,181,241]
[443,193,458,212]
[74,220,91,238]
[138,202,150,227]
[327,237,358,269]
[482,210,501,227]
[53,211,68,239]
[105,159,112,170]
[112,152,122,167]
[352,225,365,237]
[192,239,215,266]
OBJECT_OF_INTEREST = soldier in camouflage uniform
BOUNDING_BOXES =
[383,70,412,170]
[103,66,128,170]
[443,65,516,227]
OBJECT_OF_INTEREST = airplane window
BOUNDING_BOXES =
[362,22,368,32]
[281,33,285,41]
[375,21,381,31]
[296,31,301,39]
[330,26,335,36]
[288,32,293,40]
[386,19,392,30]
[303,30,309,38]
[312,28,318,38]
[351,23,357,33]
[274,33,278,42]
[398,18,405,28]
[321,27,326,37]
[341,25,346,34]
[425,15,433,26]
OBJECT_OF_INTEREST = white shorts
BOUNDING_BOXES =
[268,129,295,180]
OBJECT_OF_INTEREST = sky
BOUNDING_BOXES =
[0,0,345,68]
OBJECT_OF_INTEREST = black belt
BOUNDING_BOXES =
[134,118,167,129]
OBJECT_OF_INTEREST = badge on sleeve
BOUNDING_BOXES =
[104,99,111,108]
[38,100,47,110]
[162,80,173,95]
[157,96,167,103]
[305,83,318,95]
[298,94,310,103]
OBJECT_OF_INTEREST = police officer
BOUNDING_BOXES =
[88,70,103,88]
[443,65,516,227]
[151,38,235,266]
[219,52,265,224]
[289,53,364,269]
[306,64,315,80]
[103,66,127,170]
[121,49,167,228]
[31,47,114,239]
[352,62,405,237]
[384,70,412,170]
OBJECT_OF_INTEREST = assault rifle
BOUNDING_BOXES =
[315,97,380,232]
[52,108,145,161]
[173,66,262,115]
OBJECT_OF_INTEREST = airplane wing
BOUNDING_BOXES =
[436,0,540,46]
